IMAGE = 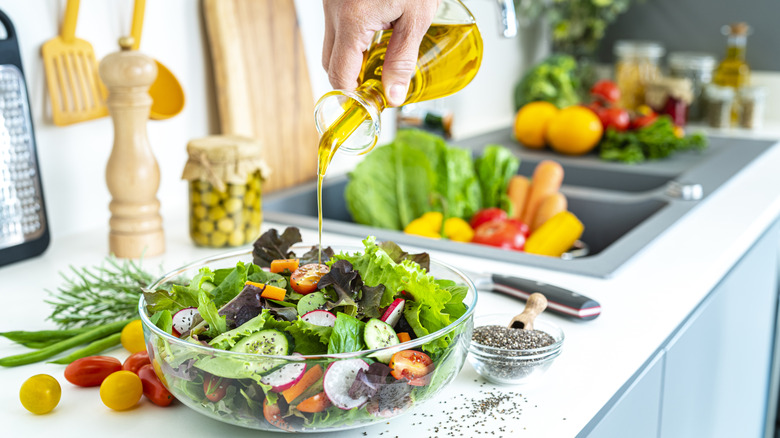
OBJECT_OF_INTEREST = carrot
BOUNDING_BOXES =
[263,399,294,431]
[296,391,331,413]
[282,364,323,403]
[260,284,287,301]
[532,192,568,232]
[270,258,299,274]
[397,332,411,343]
[507,175,530,220]
[521,160,564,226]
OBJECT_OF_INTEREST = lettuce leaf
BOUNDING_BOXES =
[327,313,366,354]
[475,144,520,212]
[198,290,227,338]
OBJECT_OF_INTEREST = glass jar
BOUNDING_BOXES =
[668,52,717,121]
[644,77,693,126]
[181,136,269,248]
[614,40,665,111]
[737,86,766,129]
[705,84,735,129]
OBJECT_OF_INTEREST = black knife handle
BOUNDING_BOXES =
[490,274,601,320]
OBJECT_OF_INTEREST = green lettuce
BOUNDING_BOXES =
[475,144,519,212]
[327,313,366,354]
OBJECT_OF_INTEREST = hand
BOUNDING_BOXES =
[321,0,440,107]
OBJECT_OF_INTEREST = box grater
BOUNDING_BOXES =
[0,9,49,267]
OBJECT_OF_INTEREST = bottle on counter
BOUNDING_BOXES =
[613,40,665,111]
[668,52,717,122]
[737,86,766,130]
[181,135,269,248]
[713,22,751,90]
[704,84,735,129]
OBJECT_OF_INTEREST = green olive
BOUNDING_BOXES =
[223,198,243,215]
[228,184,246,197]
[190,191,202,205]
[208,206,226,221]
[210,231,228,247]
[192,205,208,219]
[244,190,257,208]
[216,217,235,233]
[197,220,214,234]
[250,211,262,227]
[193,180,211,192]
[191,231,210,246]
[203,191,221,206]
[228,229,245,246]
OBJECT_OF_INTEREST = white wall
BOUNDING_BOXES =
[0,0,544,241]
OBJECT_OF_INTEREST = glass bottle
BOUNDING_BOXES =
[713,22,751,90]
[314,0,483,176]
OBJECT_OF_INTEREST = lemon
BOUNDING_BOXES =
[546,106,603,155]
[513,101,559,148]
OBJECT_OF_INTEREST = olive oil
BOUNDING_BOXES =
[315,21,483,258]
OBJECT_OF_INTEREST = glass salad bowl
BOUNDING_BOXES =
[139,242,477,432]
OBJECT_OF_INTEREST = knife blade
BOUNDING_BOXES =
[465,271,601,320]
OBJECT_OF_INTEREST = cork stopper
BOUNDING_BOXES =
[723,22,751,37]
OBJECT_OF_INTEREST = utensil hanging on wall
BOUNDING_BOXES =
[129,0,185,120]
[41,0,108,126]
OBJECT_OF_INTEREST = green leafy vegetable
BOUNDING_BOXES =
[474,144,520,211]
[514,54,581,110]
[327,313,366,354]
[599,116,708,163]
[198,290,227,338]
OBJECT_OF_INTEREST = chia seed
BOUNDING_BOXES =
[472,325,555,351]
[470,325,559,383]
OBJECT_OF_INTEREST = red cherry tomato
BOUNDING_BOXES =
[591,79,621,104]
[290,264,330,295]
[203,373,229,402]
[64,356,122,387]
[602,107,630,131]
[122,351,151,375]
[469,208,508,230]
[389,350,435,386]
[472,219,527,251]
[631,113,658,129]
[137,364,173,407]
[586,102,608,128]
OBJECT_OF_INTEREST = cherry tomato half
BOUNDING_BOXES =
[64,356,122,387]
[469,207,508,230]
[203,373,229,402]
[137,364,173,407]
[290,264,330,295]
[472,219,528,251]
[20,374,61,415]
[122,351,151,375]
[389,350,435,386]
[100,370,143,411]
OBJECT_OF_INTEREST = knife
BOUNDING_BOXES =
[465,271,601,320]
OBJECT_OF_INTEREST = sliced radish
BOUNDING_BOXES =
[172,307,199,336]
[260,353,307,393]
[302,310,337,327]
[380,299,405,328]
[324,359,370,410]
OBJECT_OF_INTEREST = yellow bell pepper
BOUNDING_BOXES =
[404,212,443,239]
[443,217,474,242]
[524,211,584,257]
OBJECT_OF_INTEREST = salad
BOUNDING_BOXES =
[142,227,473,431]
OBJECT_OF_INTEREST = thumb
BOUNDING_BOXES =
[381,18,429,107]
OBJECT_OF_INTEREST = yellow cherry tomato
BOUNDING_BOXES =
[20,374,61,415]
[100,370,143,411]
[120,320,146,354]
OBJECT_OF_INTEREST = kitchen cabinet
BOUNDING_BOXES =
[585,220,780,438]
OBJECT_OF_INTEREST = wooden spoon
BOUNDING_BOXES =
[508,293,548,330]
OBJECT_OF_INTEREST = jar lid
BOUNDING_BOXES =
[738,86,766,99]
[614,40,665,59]
[181,135,269,191]
[668,52,717,72]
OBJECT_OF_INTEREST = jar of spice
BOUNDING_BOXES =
[181,135,269,247]
[737,86,766,129]
[704,84,735,129]
[668,52,717,121]
[644,77,694,126]
[614,40,665,110]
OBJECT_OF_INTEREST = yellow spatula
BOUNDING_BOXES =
[41,0,108,126]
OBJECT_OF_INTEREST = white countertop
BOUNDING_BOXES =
[3,137,780,437]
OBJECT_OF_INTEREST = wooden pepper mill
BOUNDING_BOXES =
[98,36,164,258]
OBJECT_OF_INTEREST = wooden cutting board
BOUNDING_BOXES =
[203,0,318,193]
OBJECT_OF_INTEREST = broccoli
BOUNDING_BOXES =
[513,54,581,110]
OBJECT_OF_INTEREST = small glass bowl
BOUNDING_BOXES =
[468,314,564,385]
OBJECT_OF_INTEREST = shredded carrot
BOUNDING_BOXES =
[260,284,287,301]
[270,258,300,274]
[397,332,411,343]
[283,365,323,403]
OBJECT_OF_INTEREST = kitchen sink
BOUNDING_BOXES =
[263,128,776,277]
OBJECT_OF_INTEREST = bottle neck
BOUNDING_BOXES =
[355,79,388,113]
[725,35,747,61]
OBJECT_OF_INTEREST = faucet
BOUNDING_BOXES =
[494,0,518,38]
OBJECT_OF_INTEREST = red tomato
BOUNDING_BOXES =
[472,219,527,251]
[389,350,435,386]
[137,364,174,407]
[631,113,658,129]
[469,207,508,229]
[290,264,330,295]
[586,102,608,128]
[64,356,122,387]
[602,107,630,131]
[203,373,229,402]
[591,79,621,103]
[122,351,151,375]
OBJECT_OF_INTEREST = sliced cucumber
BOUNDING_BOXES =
[298,291,328,316]
[231,329,293,356]
[364,318,399,363]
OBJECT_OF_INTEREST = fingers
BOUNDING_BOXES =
[327,27,368,91]
[321,2,335,74]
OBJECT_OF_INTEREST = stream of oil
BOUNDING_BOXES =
[315,23,483,262]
